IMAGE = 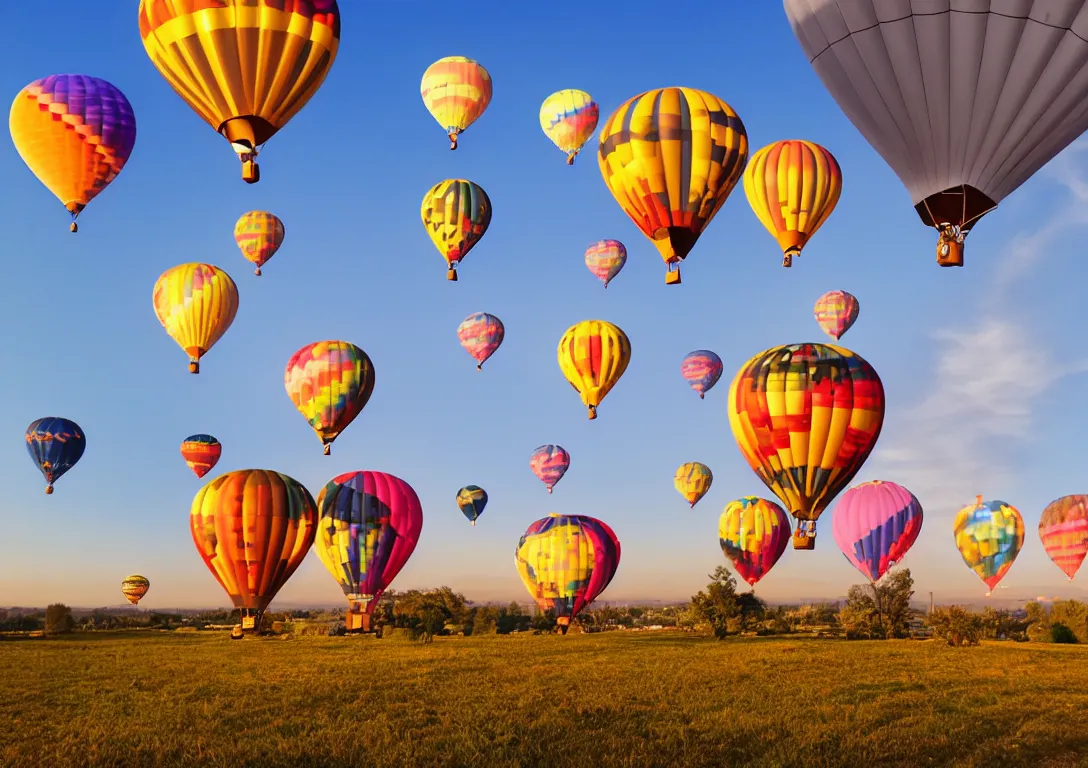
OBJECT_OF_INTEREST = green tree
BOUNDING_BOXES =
[1049,600,1088,643]
[840,568,915,639]
[1024,601,1052,642]
[44,604,75,635]
[689,566,740,639]
[928,606,984,647]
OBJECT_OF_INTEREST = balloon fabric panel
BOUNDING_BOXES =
[25,417,86,493]
[953,497,1024,591]
[832,481,923,582]
[719,497,791,586]
[1038,495,1088,580]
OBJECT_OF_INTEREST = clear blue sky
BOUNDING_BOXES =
[2,2,1086,611]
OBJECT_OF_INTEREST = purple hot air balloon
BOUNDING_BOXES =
[832,480,923,582]
[529,444,570,493]
[681,350,724,399]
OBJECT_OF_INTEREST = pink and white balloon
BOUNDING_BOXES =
[457,312,504,371]
[814,290,860,340]
[832,480,923,582]
[584,240,627,288]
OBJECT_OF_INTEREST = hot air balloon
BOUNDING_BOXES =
[457,312,504,371]
[1039,495,1088,580]
[152,263,239,374]
[138,0,340,183]
[727,343,885,550]
[540,89,599,165]
[832,481,923,583]
[456,485,488,526]
[121,575,150,605]
[515,513,621,634]
[25,417,86,494]
[557,320,631,420]
[814,290,860,341]
[953,496,1024,594]
[234,211,285,276]
[719,497,792,587]
[674,462,713,508]
[315,471,424,632]
[180,434,222,479]
[420,56,492,150]
[598,87,748,284]
[285,341,375,456]
[421,179,492,281]
[191,469,317,633]
[584,240,627,288]
[9,74,137,232]
[783,0,1088,268]
[743,140,842,267]
[681,350,724,400]
[530,445,570,494]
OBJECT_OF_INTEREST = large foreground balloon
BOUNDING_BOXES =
[598,87,748,284]
[152,263,239,374]
[9,74,137,232]
[191,470,317,633]
[285,341,375,455]
[557,320,631,419]
[674,462,713,508]
[743,139,841,267]
[457,312,504,371]
[832,480,923,582]
[456,485,488,526]
[25,417,86,494]
[814,290,860,341]
[783,0,1088,267]
[234,211,285,276]
[515,513,621,633]
[180,434,222,479]
[719,497,792,587]
[530,444,570,493]
[421,179,492,281]
[138,0,341,183]
[681,350,723,399]
[953,496,1024,593]
[727,343,885,550]
[420,56,492,150]
[584,240,627,288]
[121,575,150,605]
[540,89,599,165]
[1038,495,1088,580]
[315,471,424,631]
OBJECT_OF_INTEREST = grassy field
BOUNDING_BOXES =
[1,631,1086,768]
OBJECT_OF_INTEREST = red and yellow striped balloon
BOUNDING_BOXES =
[180,434,222,479]
[420,56,492,150]
[719,497,792,586]
[556,320,631,420]
[152,263,240,374]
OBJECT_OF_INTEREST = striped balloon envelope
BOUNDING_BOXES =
[457,312,504,370]
[529,445,570,493]
[180,434,222,479]
[832,481,923,582]
[814,290,860,340]
[1038,495,1088,580]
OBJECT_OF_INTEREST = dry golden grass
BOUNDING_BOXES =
[1,631,1086,768]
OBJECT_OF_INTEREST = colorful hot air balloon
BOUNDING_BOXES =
[421,179,492,281]
[457,312,504,371]
[456,485,488,526]
[783,0,1088,267]
[557,320,631,420]
[584,240,627,288]
[9,74,137,232]
[191,469,317,633]
[515,513,621,633]
[284,341,375,456]
[681,350,724,400]
[814,290,860,341]
[743,140,842,267]
[138,0,340,183]
[180,434,222,479]
[598,87,748,284]
[152,263,239,374]
[315,471,424,632]
[121,575,150,605]
[832,481,923,583]
[719,497,792,587]
[727,343,885,550]
[1038,495,1088,580]
[953,496,1025,593]
[234,211,285,276]
[25,417,86,495]
[539,89,599,165]
[530,445,570,493]
[420,56,492,150]
[674,462,713,508]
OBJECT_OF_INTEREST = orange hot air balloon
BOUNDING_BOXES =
[234,211,285,276]
[727,343,885,550]
[137,1,341,183]
[743,140,842,267]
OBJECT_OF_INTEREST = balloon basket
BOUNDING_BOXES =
[242,159,260,184]
[936,236,964,267]
[447,268,458,281]
[69,222,78,233]
[188,361,199,374]
[782,252,794,268]
[345,611,369,633]
[665,270,681,285]
[448,132,459,150]
[587,406,597,420]
[792,532,815,550]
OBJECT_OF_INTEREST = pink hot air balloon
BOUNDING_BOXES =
[832,480,923,582]
[681,350,723,399]
[814,290,860,340]
[529,444,570,493]
[457,312,505,371]
[1038,495,1088,581]
[584,239,627,288]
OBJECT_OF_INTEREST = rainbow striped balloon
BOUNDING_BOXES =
[285,341,375,455]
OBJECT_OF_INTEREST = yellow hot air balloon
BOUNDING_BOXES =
[121,575,150,605]
[743,140,842,267]
[556,320,631,420]
[421,56,492,150]
[152,263,240,374]
[137,1,341,183]
[234,211,285,276]
[421,179,492,281]
[674,462,713,508]
[598,87,748,284]
[539,89,599,165]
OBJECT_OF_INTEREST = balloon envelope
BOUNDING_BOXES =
[719,497,791,586]
[584,240,627,288]
[953,496,1024,592]
[121,575,150,605]
[832,480,923,582]
[674,462,713,508]
[456,485,488,526]
[557,320,631,419]
[420,57,492,149]
[285,341,375,455]
[814,290,860,340]
[457,313,504,370]
[1038,495,1088,580]
[25,417,86,494]
[180,434,222,479]
[529,445,570,493]
[681,350,724,399]
[540,89,599,164]
[152,263,239,374]
[234,211,285,276]
[421,179,492,280]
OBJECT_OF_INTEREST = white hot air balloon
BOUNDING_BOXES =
[783,0,1088,267]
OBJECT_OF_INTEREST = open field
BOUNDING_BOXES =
[1,631,1086,768]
